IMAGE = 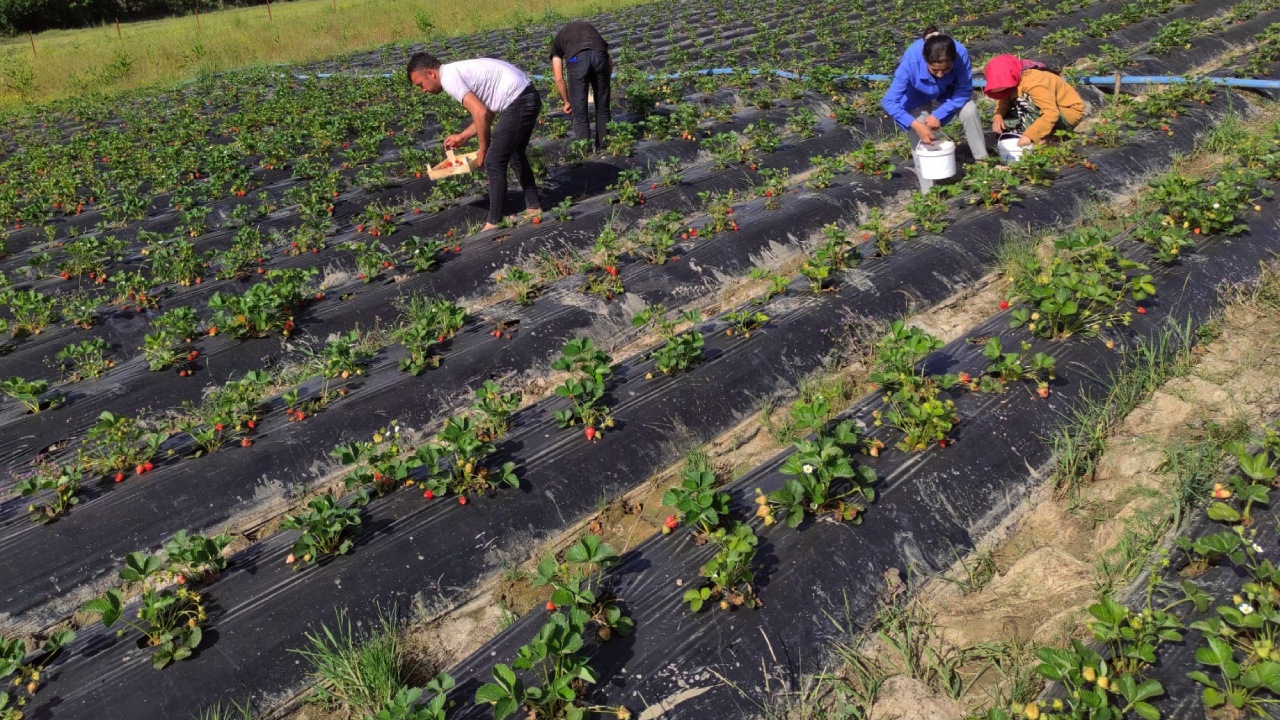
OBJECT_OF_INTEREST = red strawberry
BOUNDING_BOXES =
[175,575,186,584]
[215,423,224,431]
[424,489,434,499]
[247,420,256,429]
[532,217,541,224]
[999,300,1010,310]
[1037,386,1050,398]
[665,515,678,529]
[546,601,556,611]
[241,438,253,447]
[958,372,971,383]
[136,464,145,475]
[585,426,596,440]
[458,496,467,505]
[114,472,126,483]
[144,461,153,471]
[454,246,461,252]
[1137,306,1147,314]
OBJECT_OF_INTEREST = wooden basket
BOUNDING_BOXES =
[427,149,479,180]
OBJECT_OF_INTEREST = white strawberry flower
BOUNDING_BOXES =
[1240,603,1255,615]
[802,464,814,474]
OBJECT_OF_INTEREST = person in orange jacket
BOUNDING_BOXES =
[983,55,1086,147]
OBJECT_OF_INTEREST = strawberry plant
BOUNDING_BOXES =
[416,416,517,499]
[748,268,790,306]
[144,307,200,371]
[859,207,896,255]
[550,196,574,222]
[533,534,633,641]
[77,411,168,477]
[59,234,125,278]
[868,322,960,452]
[684,522,760,612]
[2,377,61,414]
[497,266,539,306]
[604,121,639,157]
[0,629,74,717]
[1149,18,1200,53]
[208,268,316,338]
[402,235,446,272]
[723,310,767,338]
[1009,228,1154,338]
[396,294,467,340]
[281,492,369,566]
[757,397,876,526]
[161,530,233,584]
[657,156,683,186]
[807,154,846,189]
[474,608,610,720]
[347,240,395,282]
[471,380,521,441]
[756,167,788,209]
[81,561,208,669]
[633,305,704,376]
[1020,640,1166,720]
[702,132,748,169]
[906,191,949,234]
[393,322,441,376]
[698,189,738,234]
[60,289,102,329]
[847,140,896,177]
[786,105,820,138]
[7,289,59,336]
[333,424,415,497]
[663,465,730,537]
[635,210,683,264]
[145,238,210,287]
[304,329,375,382]
[745,120,779,154]
[606,169,645,206]
[962,159,1019,210]
[16,463,82,522]
[967,337,1056,396]
[551,338,615,436]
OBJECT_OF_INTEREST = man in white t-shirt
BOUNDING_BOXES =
[407,52,543,231]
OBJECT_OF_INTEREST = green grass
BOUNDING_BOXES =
[0,0,643,109]
[290,609,409,717]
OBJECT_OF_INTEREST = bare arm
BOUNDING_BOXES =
[444,92,494,167]
[553,56,569,107]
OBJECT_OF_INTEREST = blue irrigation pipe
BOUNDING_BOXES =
[282,68,1280,90]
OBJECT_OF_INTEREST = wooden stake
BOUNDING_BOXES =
[195,5,202,31]
[266,0,273,20]
[116,17,123,41]
[332,0,337,11]
[1114,71,1121,99]
[29,31,36,57]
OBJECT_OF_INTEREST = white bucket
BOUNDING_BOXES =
[998,133,1028,162]
[915,140,956,180]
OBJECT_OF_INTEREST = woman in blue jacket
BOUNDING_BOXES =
[881,27,988,191]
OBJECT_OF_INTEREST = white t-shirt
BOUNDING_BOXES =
[439,59,530,113]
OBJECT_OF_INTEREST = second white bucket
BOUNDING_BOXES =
[997,133,1027,162]
[916,140,956,180]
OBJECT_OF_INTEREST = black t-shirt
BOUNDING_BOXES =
[549,21,609,61]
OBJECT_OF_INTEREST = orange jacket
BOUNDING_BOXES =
[994,69,1086,143]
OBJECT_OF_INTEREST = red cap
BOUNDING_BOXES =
[984,54,1022,99]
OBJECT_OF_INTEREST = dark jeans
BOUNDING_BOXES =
[486,84,542,225]
[566,49,611,149]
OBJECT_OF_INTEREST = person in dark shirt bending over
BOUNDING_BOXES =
[549,21,612,150]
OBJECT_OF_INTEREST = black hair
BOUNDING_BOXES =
[920,26,957,65]
[406,52,441,81]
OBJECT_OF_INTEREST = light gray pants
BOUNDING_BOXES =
[907,100,987,192]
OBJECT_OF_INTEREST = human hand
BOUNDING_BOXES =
[472,153,485,169]
[1016,136,1033,148]
[912,120,935,145]
[562,101,573,114]
[444,133,464,150]
[924,115,942,130]
[992,115,1006,133]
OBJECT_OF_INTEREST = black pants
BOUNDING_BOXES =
[566,50,611,149]
[486,84,542,225]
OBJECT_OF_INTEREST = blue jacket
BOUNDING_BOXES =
[881,38,974,130]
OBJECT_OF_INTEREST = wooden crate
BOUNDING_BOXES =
[427,149,479,180]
